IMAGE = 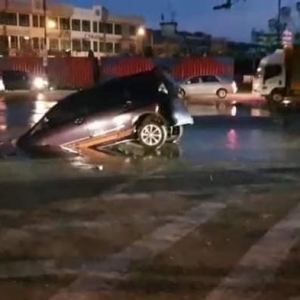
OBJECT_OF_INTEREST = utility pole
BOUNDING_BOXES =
[102,7,108,56]
[43,0,48,76]
[2,0,9,55]
[277,0,282,47]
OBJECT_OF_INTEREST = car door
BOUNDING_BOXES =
[85,83,132,141]
[201,75,221,94]
[183,76,202,95]
[28,93,92,151]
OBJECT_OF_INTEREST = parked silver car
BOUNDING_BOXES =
[179,75,237,99]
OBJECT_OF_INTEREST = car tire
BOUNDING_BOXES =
[167,125,183,143]
[178,88,186,98]
[216,88,227,99]
[138,121,168,150]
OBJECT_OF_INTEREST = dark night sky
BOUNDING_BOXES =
[62,0,297,41]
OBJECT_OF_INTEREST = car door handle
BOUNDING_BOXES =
[74,117,84,125]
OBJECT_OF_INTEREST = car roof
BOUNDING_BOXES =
[55,68,173,110]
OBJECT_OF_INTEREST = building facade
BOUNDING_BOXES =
[0,0,145,57]
[151,22,211,57]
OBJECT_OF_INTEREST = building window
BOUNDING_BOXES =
[19,14,30,27]
[99,42,113,53]
[72,19,81,31]
[61,39,71,50]
[93,21,98,33]
[20,37,30,49]
[0,13,4,25]
[99,42,104,52]
[106,42,113,53]
[106,23,113,34]
[82,20,91,32]
[5,13,17,25]
[82,39,90,51]
[114,24,122,35]
[32,15,39,27]
[72,39,81,51]
[60,18,70,30]
[0,36,8,54]
[39,38,44,50]
[114,43,121,53]
[99,22,113,34]
[32,37,39,50]
[49,39,59,50]
[40,16,45,28]
[93,41,98,52]
[10,36,18,48]
[129,25,136,36]
[52,18,59,29]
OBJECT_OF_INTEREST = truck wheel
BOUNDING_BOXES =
[271,91,284,103]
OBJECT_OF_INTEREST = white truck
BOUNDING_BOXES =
[252,45,300,103]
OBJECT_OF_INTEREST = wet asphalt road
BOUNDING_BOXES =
[2,92,300,299]
[2,91,300,164]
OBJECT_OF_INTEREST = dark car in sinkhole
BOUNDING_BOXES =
[16,68,194,155]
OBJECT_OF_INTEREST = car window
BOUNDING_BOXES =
[201,76,219,83]
[45,104,85,127]
[45,90,96,127]
[187,76,201,84]
[3,70,28,81]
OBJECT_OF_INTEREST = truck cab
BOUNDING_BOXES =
[252,49,286,102]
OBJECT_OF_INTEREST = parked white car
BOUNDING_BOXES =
[179,75,237,99]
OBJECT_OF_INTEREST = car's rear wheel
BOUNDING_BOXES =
[178,88,186,98]
[138,121,167,149]
[167,125,183,143]
[216,88,227,99]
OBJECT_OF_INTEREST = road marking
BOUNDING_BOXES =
[204,201,300,300]
[50,198,227,300]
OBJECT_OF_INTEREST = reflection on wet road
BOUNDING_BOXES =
[2,91,300,165]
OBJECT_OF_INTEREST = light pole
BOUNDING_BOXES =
[277,0,282,47]
[137,26,145,55]
[3,0,9,55]
[102,7,108,56]
[43,0,48,76]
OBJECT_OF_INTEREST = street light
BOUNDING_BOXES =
[47,19,57,29]
[277,0,282,47]
[137,26,146,37]
[43,0,48,77]
[136,26,146,55]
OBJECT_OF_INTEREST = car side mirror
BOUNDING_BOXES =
[186,81,191,85]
